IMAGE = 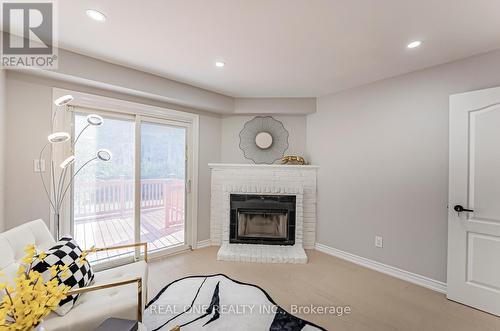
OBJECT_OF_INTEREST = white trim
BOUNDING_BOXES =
[134,115,142,259]
[194,239,213,249]
[148,244,191,259]
[315,243,447,294]
[190,117,199,248]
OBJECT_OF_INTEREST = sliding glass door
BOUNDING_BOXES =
[73,113,136,262]
[140,120,186,252]
[72,112,190,263]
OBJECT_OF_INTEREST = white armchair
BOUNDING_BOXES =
[0,219,148,331]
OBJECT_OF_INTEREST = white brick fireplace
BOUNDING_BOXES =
[209,163,318,263]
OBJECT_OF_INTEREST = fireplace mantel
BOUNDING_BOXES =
[209,163,319,169]
[209,163,318,263]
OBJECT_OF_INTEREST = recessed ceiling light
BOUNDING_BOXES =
[407,40,422,49]
[215,61,225,68]
[86,9,106,22]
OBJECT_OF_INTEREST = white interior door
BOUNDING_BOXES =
[448,86,500,316]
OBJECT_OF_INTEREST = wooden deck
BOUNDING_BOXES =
[74,208,184,262]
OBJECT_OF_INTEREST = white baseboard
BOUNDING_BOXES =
[315,243,447,294]
[194,239,213,249]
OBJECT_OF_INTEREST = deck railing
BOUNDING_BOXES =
[73,178,185,227]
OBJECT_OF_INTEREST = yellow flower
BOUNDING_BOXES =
[16,265,26,276]
[21,255,33,265]
[0,245,71,329]
[79,251,88,265]
[24,244,36,257]
[37,252,47,261]
[49,265,58,277]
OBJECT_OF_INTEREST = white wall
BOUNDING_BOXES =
[307,50,500,282]
[197,115,221,240]
[0,70,5,232]
[5,75,51,228]
[4,72,221,242]
[221,115,307,164]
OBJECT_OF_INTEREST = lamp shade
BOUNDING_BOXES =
[97,149,112,161]
[48,132,70,143]
[86,114,104,126]
[54,95,74,106]
[60,155,75,169]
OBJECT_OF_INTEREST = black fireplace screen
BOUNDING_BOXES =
[230,194,296,245]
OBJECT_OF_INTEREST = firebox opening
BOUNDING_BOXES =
[237,210,288,239]
[230,194,296,245]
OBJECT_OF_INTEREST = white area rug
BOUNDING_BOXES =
[144,274,325,331]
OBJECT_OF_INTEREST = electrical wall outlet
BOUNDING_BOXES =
[375,235,383,248]
[34,159,45,172]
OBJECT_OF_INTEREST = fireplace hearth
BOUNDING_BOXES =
[230,194,296,245]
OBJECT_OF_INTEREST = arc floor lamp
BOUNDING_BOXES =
[39,95,112,238]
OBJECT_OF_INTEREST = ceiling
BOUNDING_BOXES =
[53,1,500,97]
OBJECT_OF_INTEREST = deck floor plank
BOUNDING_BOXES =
[90,222,108,260]
[76,209,185,262]
[106,219,128,257]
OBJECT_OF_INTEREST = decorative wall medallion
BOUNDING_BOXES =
[239,116,289,164]
[255,132,273,149]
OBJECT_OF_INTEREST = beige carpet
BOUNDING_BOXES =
[148,247,500,331]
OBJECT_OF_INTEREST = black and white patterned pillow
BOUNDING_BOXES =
[31,236,94,316]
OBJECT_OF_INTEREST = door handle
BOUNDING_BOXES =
[453,205,474,213]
